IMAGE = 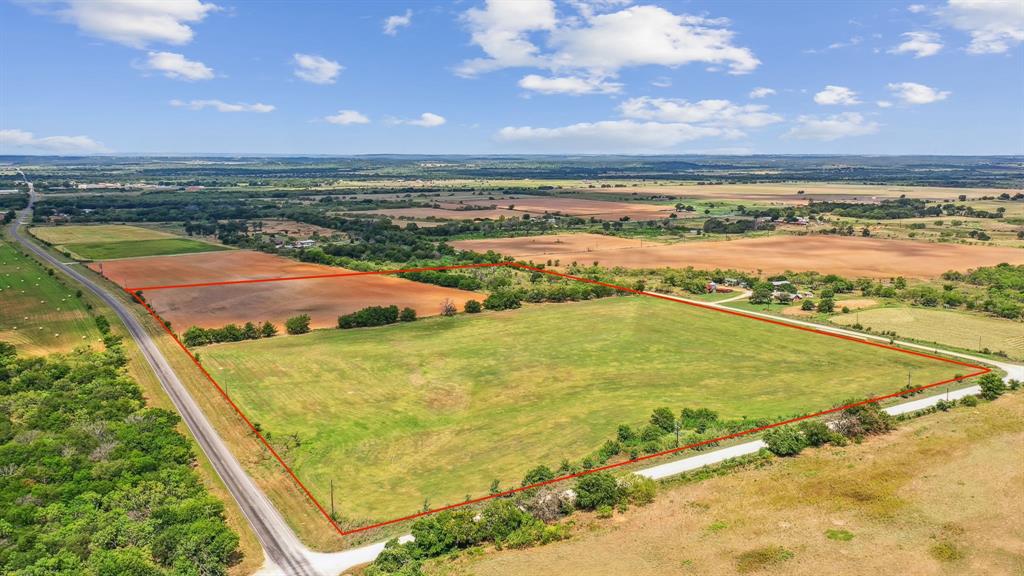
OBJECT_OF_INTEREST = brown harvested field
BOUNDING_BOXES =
[576,182,1016,203]
[359,207,532,220]
[257,219,338,238]
[452,234,1024,279]
[460,197,676,220]
[88,251,480,329]
[435,393,1024,576]
[453,233,656,257]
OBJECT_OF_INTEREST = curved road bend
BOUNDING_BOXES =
[9,176,329,575]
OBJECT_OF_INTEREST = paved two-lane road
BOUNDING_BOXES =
[9,176,326,575]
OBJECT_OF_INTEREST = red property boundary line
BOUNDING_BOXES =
[123,261,990,539]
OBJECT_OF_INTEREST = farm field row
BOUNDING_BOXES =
[199,295,963,522]
[452,233,1024,279]
[30,224,227,260]
[90,250,480,329]
[0,238,101,355]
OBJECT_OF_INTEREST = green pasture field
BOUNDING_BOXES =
[61,238,226,260]
[0,239,101,355]
[30,224,226,260]
[200,295,965,522]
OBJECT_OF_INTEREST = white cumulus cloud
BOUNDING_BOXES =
[941,0,1024,54]
[54,0,219,48]
[1,128,109,154]
[457,1,759,81]
[814,85,861,105]
[877,100,893,108]
[293,53,342,85]
[619,97,782,132]
[784,113,880,141]
[749,87,776,99]
[170,99,274,113]
[889,31,944,57]
[391,112,446,127]
[497,120,723,152]
[518,74,622,94]
[908,4,928,13]
[142,51,213,80]
[384,9,413,36]
[496,95,782,151]
[887,81,951,104]
[325,110,370,125]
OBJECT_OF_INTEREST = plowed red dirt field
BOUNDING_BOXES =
[89,251,480,329]
[452,233,1024,278]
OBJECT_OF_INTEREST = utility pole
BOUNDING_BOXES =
[674,420,681,448]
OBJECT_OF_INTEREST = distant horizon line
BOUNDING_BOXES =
[2,153,1022,159]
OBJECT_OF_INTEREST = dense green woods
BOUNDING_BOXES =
[0,341,239,575]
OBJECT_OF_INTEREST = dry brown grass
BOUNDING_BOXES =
[428,393,1024,576]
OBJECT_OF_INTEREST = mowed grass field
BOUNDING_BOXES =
[831,306,1024,360]
[0,239,101,355]
[200,296,964,521]
[30,224,226,260]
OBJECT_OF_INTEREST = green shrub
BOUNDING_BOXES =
[339,305,400,329]
[763,426,807,456]
[960,395,979,407]
[596,504,614,519]
[620,474,657,506]
[399,307,417,322]
[978,373,1006,400]
[484,290,522,311]
[478,500,539,542]
[521,465,555,487]
[285,314,311,335]
[464,299,482,313]
[650,407,676,432]
[574,472,623,510]
[364,539,422,576]
[796,420,832,447]
[930,541,966,562]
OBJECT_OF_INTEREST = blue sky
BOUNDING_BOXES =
[2,0,1022,155]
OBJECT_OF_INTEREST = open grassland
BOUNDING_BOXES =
[0,239,100,355]
[65,238,227,260]
[831,307,1024,360]
[572,182,1012,203]
[30,223,227,260]
[200,296,962,522]
[29,223,178,244]
[433,392,1024,576]
[453,233,1024,279]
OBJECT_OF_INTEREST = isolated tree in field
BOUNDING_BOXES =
[801,299,815,311]
[817,298,835,313]
[464,299,482,313]
[978,373,1006,400]
[440,298,457,316]
[285,314,311,335]
[650,407,676,433]
[260,321,278,338]
[399,307,417,322]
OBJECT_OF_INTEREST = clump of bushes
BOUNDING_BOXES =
[285,314,310,335]
[183,320,279,346]
[338,305,400,329]
[464,299,482,313]
[399,270,483,291]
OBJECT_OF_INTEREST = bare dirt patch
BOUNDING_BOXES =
[452,233,657,258]
[360,207,531,220]
[453,234,1024,279]
[89,251,480,329]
